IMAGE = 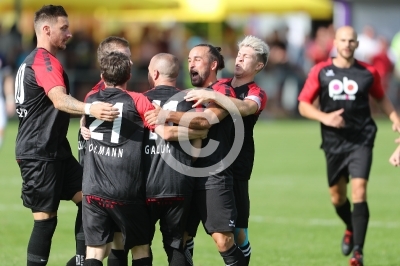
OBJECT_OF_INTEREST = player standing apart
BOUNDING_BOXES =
[184,35,269,265]
[298,26,400,266]
[14,5,118,266]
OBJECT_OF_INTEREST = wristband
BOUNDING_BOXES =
[84,103,92,115]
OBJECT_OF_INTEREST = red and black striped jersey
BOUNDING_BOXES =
[15,48,72,160]
[218,78,267,180]
[82,87,155,202]
[298,58,384,154]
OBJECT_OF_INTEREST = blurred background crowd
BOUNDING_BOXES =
[1,0,400,118]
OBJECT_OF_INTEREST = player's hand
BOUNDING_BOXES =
[392,122,400,133]
[389,146,400,166]
[144,103,169,125]
[184,89,214,107]
[322,109,345,128]
[199,129,209,139]
[80,115,86,127]
[90,102,119,121]
[80,126,91,140]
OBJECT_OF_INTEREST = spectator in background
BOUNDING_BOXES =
[264,41,306,116]
[0,54,14,149]
[305,26,334,65]
[371,36,394,92]
[354,25,379,63]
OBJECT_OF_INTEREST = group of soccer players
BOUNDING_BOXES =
[77,35,268,266]
[14,4,268,266]
[14,4,400,266]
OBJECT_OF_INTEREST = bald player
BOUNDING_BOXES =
[142,53,203,266]
[297,26,400,266]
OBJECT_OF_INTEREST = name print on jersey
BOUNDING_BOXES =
[144,143,171,155]
[87,144,124,158]
[329,77,358,101]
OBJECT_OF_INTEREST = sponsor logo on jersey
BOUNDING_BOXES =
[328,77,358,101]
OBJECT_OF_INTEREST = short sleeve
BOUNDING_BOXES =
[129,92,155,131]
[368,67,385,100]
[245,83,267,113]
[298,64,323,103]
[32,49,66,95]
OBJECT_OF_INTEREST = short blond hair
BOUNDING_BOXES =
[238,35,269,68]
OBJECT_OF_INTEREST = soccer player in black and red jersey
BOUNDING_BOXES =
[75,36,133,266]
[298,26,400,266]
[82,52,207,266]
[145,44,247,266]
[183,35,269,265]
[143,53,203,266]
[14,5,119,266]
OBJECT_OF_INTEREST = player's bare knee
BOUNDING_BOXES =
[330,193,347,206]
[212,232,235,252]
[111,232,124,250]
[86,245,107,261]
[130,244,150,260]
[32,211,57,220]
[351,188,367,203]
[351,178,367,202]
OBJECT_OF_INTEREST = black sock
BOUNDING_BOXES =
[219,244,246,266]
[335,198,353,231]
[185,238,194,257]
[239,242,251,265]
[107,249,128,266]
[164,245,191,266]
[27,216,58,266]
[352,202,369,250]
[84,259,103,266]
[132,257,152,266]
[75,202,86,265]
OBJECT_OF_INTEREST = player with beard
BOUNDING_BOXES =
[143,53,204,266]
[14,5,119,266]
[145,44,246,266]
[298,26,400,266]
[82,52,207,266]
[183,35,269,265]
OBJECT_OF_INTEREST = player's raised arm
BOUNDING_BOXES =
[145,103,227,130]
[154,125,208,141]
[47,87,119,121]
[185,88,257,117]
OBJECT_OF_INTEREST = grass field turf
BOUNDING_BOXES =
[1,118,400,265]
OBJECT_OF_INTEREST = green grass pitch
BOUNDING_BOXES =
[1,118,400,265]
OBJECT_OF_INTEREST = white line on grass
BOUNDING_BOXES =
[250,215,400,228]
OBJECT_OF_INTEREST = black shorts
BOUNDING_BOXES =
[185,198,201,238]
[194,188,237,235]
[325,146,373,187]
[18,157,82,212]
[233,179,250,228]
[83,195,150,249]
[147,197,191,249]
